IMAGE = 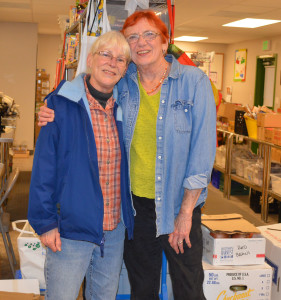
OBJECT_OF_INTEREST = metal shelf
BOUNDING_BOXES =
[268,190,281,202]
[213,164,226,174]
[230,174,263,193]
[216,128,281,222]
[65,9,87,34]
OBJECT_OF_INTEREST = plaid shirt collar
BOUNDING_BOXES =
[84,75,115,111]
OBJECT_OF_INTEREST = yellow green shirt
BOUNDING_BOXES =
[130,79,161,199]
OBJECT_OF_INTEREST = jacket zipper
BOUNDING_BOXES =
[79,101,105,252]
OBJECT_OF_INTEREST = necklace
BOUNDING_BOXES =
[137,65,168,95]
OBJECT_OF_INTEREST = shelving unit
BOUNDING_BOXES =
[215,128,281,222]
[64,9,87,80]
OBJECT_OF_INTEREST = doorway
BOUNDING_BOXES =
[254,54,277,109]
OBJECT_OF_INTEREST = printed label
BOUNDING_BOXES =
[265,257,278,285]
[220,247,233,261]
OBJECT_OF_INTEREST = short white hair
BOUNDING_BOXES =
[89,31,131,63]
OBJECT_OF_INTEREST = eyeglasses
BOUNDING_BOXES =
[126,31,160,44]
[95,50,127,67]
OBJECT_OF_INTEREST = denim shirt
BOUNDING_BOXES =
[117,55,216,237]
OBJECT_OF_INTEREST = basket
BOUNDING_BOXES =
[234,110,248,136]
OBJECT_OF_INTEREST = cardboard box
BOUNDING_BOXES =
[258,224,281,300]
[257,126,265,141]
[264,128,274,143]
[217,103,246,122]
[202,214,265,265]
[12,150,30,158]
[273,128,281,146]
[0,279,40,298]
[257,127,281,143]
[271,148,281,163]
[203,260,272,300]
[257,113,281,128]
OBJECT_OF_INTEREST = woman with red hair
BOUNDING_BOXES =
[38,10,216,300]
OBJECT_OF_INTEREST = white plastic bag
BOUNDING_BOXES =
[76,0,111,75]
[12,220,46,290]
[125,0,149,16]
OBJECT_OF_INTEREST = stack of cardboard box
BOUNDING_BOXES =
[257,113,281,163]
[258,224,281,300]
[202,214,272,300]
[35,69,50,143]
[217,103,246,132]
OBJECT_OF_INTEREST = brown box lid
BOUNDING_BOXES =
[217,103,245,122]
[201,214,260,234]
[257,113,281,127]
[0,291,41,300]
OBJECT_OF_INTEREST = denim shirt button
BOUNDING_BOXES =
[184,109,188,112]
[157,197,161,201]
[159,116,163,120]
[161,100,165,104]
[158,136,162,140]
[157,176,161,180]
[158,155,162,159]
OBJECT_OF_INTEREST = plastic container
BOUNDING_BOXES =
[215,146,226,168]
[211,169,221,189]
[244,116,257,139]
[245,165,254,182]
[241,158,256,179]
[242,159,251,179]
[271,162,281,174]
[235,157,244,177]
[253,164,263,186]
[270,173,281,195]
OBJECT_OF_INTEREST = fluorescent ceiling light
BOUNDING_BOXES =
[174,36,208,42]
[223,18,281,28]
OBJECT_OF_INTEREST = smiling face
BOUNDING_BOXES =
[124,18,168,69]
[87,47,127,93]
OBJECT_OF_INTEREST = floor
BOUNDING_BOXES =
[0,155,279,284]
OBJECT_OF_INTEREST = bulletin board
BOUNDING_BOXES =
[209,53,224,91]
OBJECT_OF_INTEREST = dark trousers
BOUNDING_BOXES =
[124,194,206,300]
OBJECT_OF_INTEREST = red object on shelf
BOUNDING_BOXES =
[54,59,62,90]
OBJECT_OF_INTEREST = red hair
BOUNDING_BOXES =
[121,10,169,43]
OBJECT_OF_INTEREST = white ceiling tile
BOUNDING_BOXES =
[1,0,281,42]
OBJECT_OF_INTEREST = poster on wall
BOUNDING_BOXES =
[234,49,247,81]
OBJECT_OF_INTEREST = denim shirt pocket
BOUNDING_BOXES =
[171,100,193,133]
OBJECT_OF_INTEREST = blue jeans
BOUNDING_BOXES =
[44,222,125,300]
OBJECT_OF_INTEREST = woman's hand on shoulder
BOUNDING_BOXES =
[38,101,55,126]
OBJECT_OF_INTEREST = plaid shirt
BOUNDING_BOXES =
[84,77,121,230]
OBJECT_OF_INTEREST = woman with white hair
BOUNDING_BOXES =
[28,31,134,300]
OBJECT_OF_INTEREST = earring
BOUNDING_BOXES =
[162,49,166,56]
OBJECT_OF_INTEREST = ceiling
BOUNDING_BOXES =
[1,0,281,44]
